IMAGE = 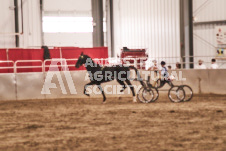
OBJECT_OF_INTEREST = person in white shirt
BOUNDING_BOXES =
[148,60,159,72]
[210,59,219,69]
[195,59,207,69]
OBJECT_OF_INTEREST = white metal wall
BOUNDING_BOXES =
[113,0,181,61]
[0,0,42,48]
[0,0,16,47]
[19,0,42,47]
[193,0,226,22]
[43,0,92,47]
[193,24,225,57]
[193,0,226,63]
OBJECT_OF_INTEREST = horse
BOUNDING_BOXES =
[75,52,144,103]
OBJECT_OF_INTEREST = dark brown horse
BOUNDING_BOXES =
[75,52,144,103]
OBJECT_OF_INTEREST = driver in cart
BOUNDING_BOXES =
[152,61,171,87]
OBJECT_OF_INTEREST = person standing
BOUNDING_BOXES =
[210,59,219,69]
[175,62,181,69]
[195,59,207,69]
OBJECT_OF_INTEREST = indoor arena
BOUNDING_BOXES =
[0,0,226,150]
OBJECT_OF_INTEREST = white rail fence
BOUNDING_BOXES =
[1,56,226,73]
[14,60,43,73]
[1,58,138,73]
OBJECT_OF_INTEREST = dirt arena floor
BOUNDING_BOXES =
[0,96,226,151]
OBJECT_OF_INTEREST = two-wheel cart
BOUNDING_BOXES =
[137,76,193,103]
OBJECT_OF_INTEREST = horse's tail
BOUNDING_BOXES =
[129,66,145,86]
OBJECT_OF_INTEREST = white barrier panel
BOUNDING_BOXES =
[0,69,226,101]
[139,69,226,95]
[71,71,91,98]
[174,69,226,95]
[179,70,210,94]
[44,71,88,99]
[208,69,226,94]
[0,73,16,101]
[16,72,45,100]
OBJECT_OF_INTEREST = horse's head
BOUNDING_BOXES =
[75,52,87,68]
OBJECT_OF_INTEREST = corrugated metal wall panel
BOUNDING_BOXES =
[0,0,16,48]
[193,0,226,22]
[113,0,181,64]
[19,0,42,47]
[193,0,226,68]
[0,0,42,48]
[193,23,226,65]
[194,24,216,57]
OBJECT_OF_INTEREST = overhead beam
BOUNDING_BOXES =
[194,20,226,25]
[92,0,104,47]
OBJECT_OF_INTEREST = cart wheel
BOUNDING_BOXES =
[168,86,185,103]
[181,85,193,102]
[142,88,154,103]
[149,87,159,102]
[137,87,147,103]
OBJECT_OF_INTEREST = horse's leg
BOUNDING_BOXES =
[97,85,106,103]
[117,79,127,92]
[125,79,136,102]
[84,81,95,96]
